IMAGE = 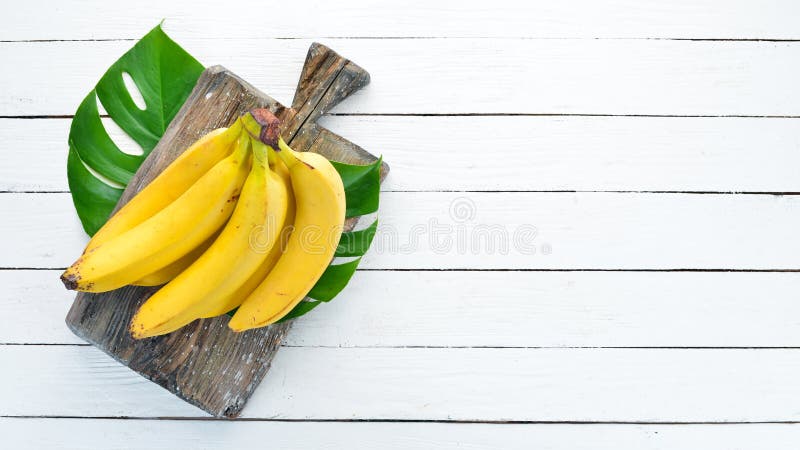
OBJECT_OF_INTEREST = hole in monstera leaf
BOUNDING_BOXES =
[331,255,360,265]
[353,211,378,231]
[76,151,126,189]
[122,71,147,111]
[92,95,145,157]
[95,95,107,115]
[101,117,145,156]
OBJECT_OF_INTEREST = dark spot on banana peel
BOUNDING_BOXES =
[248,108,281,148]
[60,272,79,290]
[302,160,315,170]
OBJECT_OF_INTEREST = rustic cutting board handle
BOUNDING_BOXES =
[292,42,369,115]
[282,43,370,144]
[284,43,387,179]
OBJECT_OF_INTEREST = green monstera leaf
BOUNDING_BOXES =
[332,158,381,217]
[68,24,204,235]
[68,24,383,322]
[278,257,362,323]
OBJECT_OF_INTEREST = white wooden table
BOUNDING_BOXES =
[3,1,800,448]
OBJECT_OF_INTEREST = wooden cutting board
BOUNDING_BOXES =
[65,43,388,418]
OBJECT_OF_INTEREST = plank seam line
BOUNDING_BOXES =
[278,345,800,350]
[3,37,800,43]
[6,113,800,119]
[0,39,137,43]
[5,268,800,272]
[330,113,800,119]
[381,190,800,195]
[6,190,800,196]
[2,415,800,424]
[0,343,91,347]
[7,189,800,197]
[356,268,800,273]
[5,343,800,350]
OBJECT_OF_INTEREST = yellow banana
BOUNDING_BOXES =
[200,138,295,319]
[229,133,345,332]
[61,134,251,293]
[131,230,219,286]
[130,140,289,338]
[85,120,242,253]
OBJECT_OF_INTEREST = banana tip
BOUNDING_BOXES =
[60,272,79,290]
[129,323,150,340]
[228,313,281,332]
[227,316,252,333]
[227,321,245,333]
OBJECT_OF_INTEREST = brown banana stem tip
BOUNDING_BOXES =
[248,108,281,149]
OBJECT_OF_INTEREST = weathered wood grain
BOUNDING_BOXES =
[65,43,386,417]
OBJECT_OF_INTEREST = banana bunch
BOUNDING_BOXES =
[61,109,346,337]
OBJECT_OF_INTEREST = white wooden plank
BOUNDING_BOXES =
[6,116,800,193]
[326,116,800,192]
[8,269,800,348]
[1,193,87,267]
[4,39,800,116]
[0,345,201,417]
[0,270,81,344]
[3,0,799,40]
[3,419,800,450]
[0,118,154,192]
[0,119,70,192]
[282,271,800,348]
[3,345,800,421]
[365,192,800,269]
[5,192,800,270]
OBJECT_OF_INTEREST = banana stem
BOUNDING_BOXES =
[277,136,292,153]
[266,145,278,167]
[249,136,270,168]
[232,130,253,170]
[241,109,286,168]
[275,137,307,169]
[242,108,281,149]
[225,117,244,141]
